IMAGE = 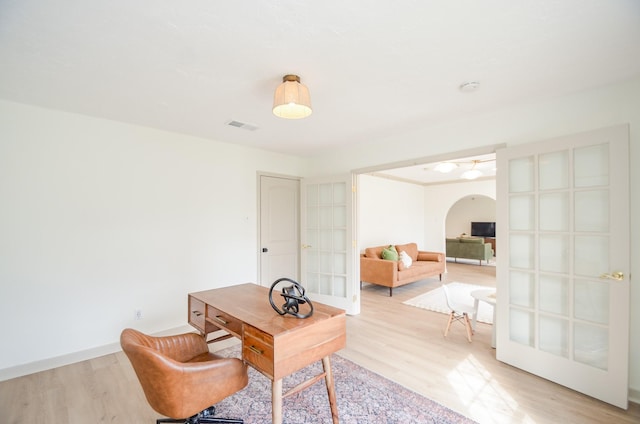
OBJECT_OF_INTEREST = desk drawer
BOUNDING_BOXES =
[243,325,274,378]
[188,297,209,332]
[206,305,242,337]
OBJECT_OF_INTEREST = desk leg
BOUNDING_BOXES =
[322,356,339,424]
[272,378,283,424]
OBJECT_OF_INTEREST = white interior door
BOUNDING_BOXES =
[301,174,358,315]
[259,175,300,286]
[496,125,630,408]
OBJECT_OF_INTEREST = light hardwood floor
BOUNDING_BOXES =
[1,261,638,423]
[346,260,640,424]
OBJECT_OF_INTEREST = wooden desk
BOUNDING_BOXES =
[188,283,346,424]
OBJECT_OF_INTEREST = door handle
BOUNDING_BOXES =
[262,248,268,253]
[599,271,624,281]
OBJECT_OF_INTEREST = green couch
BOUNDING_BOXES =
[446,237,494,265]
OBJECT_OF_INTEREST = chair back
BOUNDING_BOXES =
[120,328,247,420]
[442,284,455,311]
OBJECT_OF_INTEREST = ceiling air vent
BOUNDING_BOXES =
[226,120,258,131]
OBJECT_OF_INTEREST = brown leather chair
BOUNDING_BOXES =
[120,328,248,424]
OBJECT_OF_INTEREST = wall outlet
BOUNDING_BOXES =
[134,309,143,320]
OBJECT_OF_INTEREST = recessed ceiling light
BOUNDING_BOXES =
[459,81,480,93]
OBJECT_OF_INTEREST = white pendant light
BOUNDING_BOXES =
[272,74,312,119]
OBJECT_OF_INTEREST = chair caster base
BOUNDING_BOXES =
[157,406,243,424]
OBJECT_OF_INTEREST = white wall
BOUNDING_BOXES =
[0,100,305,377]
[357,175,426,251]
[309,76,640,397]
[424,180,496,254]
[446,195,496,238]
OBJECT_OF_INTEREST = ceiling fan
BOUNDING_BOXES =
[432,158,496,180]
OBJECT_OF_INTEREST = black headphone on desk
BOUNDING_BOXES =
[268,278,314,319]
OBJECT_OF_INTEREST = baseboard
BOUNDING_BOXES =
[629,388,640,405]
[0,324,193,382]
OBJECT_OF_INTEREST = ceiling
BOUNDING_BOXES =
[1,1,639,158]
[371,153,496,185]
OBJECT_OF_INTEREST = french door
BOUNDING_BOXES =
[496,125,630,408]
[300,174,358,315]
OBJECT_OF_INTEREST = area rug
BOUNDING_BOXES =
[212,345,476,424]
[403,282,494,324]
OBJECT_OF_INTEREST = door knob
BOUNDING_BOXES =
[599,271,624,281]
[262,248,268,253]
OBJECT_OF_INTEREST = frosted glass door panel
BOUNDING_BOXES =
[333,183,346,202]
[509,271,534,308]
[307,208,318,227]
[574,323,608,370]
[319,184,332,203]
[539,275,569,316]
[510,195,535,230]
[307,185,318,204]
[333,276,347,297]
[306,251,318,272]
[509,157,535,192]
[574,236,609,277]
[539,234,569,273]
[574,143,609,188]
[333,206,346,227]
[319,206,332,227]
[320,252,332,273]
[333,229,346,250]
[509,234,534,269]
[575,190,609,232]
[539,316,569,358]
[539,193,569,231]
[510,308,534,346]
[319,275,332,295]
[333,254,346,275]
[574,279,609,324]
[539,151,569,190]
[319,230,332,249]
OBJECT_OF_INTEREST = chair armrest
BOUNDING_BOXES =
[180,356,248,391]
[417,251,444,262]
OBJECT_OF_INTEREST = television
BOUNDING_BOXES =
[471,222,495,238]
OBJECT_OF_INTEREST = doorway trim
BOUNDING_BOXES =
[352,144,506,176]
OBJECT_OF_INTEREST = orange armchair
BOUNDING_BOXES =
[120,328,248,424]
